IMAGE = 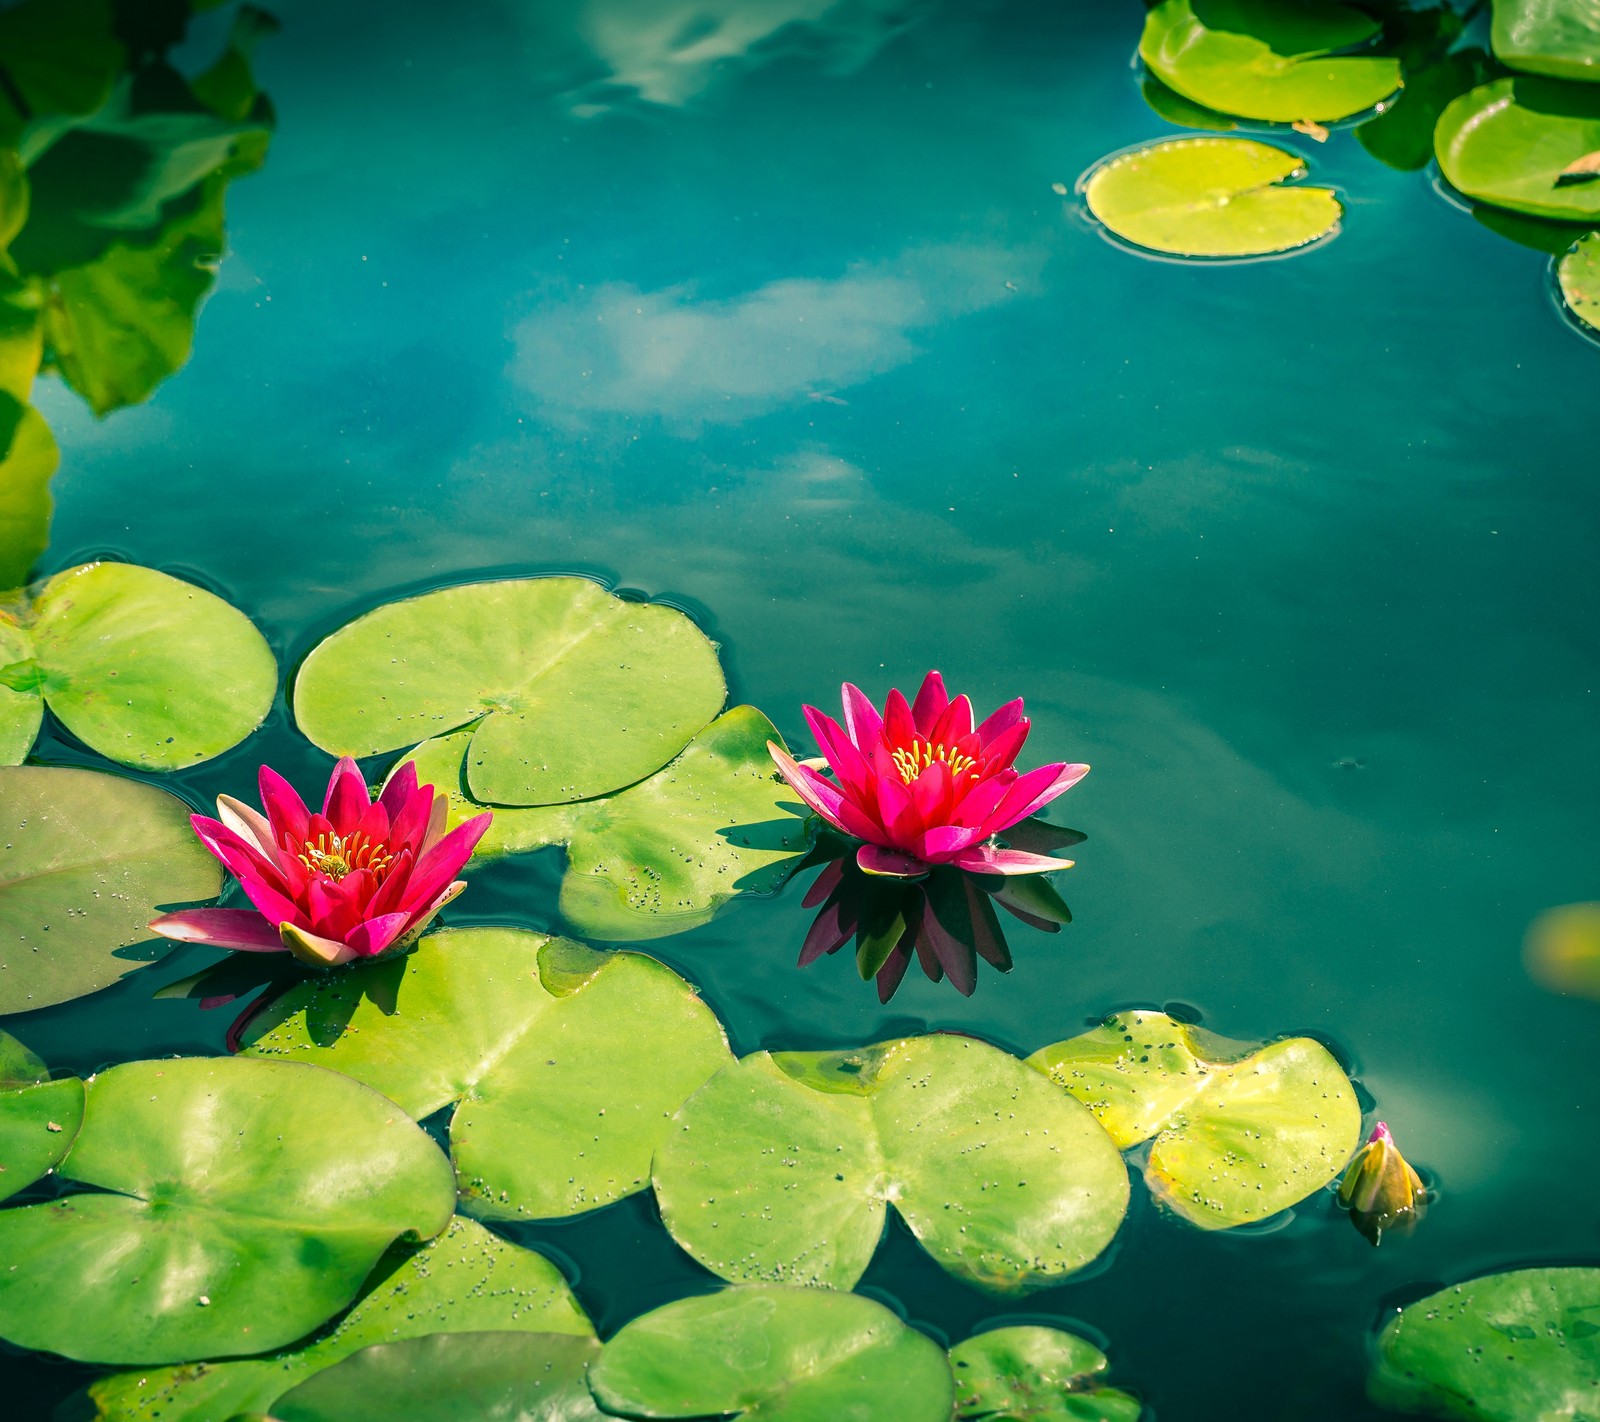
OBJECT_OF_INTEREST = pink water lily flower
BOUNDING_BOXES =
[151,758,491,968]
[768,670,1088,878]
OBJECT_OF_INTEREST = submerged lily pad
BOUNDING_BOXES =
[1140,0,1402,123]
[1558,231,1600,332]
[1436,77,1600,221]
[88,1216,592,1422]
[294,577,726,806]
[1028,1010,1361,1229]
[1084,138,1341,258]
[1492,0,1600,84]
[950,1326,1140,1422]
[273,1331,604,1422]
[0,765,222,1014]
[653,1035,1129,1294]
[244,927,731,1220]
[1368,1267,1600,1421]
[588,1285,956,1422]
[400,706,810,941]
[0,1028,81,1203]
[0,1056,455,1364]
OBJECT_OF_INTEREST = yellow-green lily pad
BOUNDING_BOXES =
[1558,231,1600,332]
[951,1326,1141,1422]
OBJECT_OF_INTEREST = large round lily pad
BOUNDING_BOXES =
[653,1035,1129,1294]
[1558,232,1600,332]
[1493,0,1600,83]
[0,764,223,1014]
[1140,0,1401,123]
[950,1326,1140,1422]
[88,1216,592,1422]
[245,927,731,1220]
[0,1027,81,1203]
[294,578,726,806]
[0,1056,455,1364]
[588,1285,956,1422]
[1084,138,1341,258]
[399,706,811,941]
[1368,1267,1600,1421]
[1028,1010,1361,1229]
[1436,77,1600,221]
[272,1331,604,1422]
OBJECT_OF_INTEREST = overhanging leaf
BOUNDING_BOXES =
[0,1056,456,1365]
[295,577,726,806]
[1028,1010,1361,1229]
[653,1035,1129,1294]
[950,1326,1140,1422]
[1084,137,1340,258]
[0,764,222,1014]
[400,705,811,941]
[87,1216,592,1422]
[0,394,57,591]
[1492,0,1600,84]
[244,927,732,1220]
[588,1285,956,1422]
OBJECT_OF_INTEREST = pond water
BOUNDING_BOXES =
[6,0,1600,1417]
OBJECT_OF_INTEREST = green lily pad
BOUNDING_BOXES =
[1558,231,1600,331]
[273,1331,604,1422]
[653,1035,1129,1294]
[1436,77,1600,221]
[15,561,278,769]
[0,395,57,594]
[1027,1010,1361,1229]
[244,927,732,1221]
[294,577,726,807]
[399,705,810,941]
[88,1216,592,1422]
[1493,0,1600,84]
[950,1326,1140,1422]
[0,1027,81,1203]
[1368,1267,1600,1421]
[1084,138,1341,258]
[1140,0,1402,123]
[0,764,222,1014]
[0,0,123,154]
[588,1285,956,1422]
[0,1056,455,1365]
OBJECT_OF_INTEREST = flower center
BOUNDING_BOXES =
[890,738,976,785]
[298,830,394,883]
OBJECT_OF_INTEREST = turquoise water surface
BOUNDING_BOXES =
[9,0,1600,1416]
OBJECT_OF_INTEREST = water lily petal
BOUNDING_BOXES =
[882,687,916,750]
[420,790,449,855]
[801,858,846,910]
[915,891,977,995]
[857,843,929,877]
[346,911,412,958]
[405,811,493,911]
[322,756,370,833]
[978,718,1030,774]
[400,879,465,942]
[975,697,1025,747]
[839,683,883,751]
[216,794,278,859]
[802,705,875,801]
[192,816,294,900]
[931,693,975,746]
[148,908,287,952]
[871,754,921,844]
[987,762,1090,833]
[908,759,955,830]
[918,823,985,861]
[875,942,915,1003]
[769,741,872,840]
[280,922,359,968]
[799,897,856,964]
[388,780,434,857]
[949,844,1076,875]
[365,847,415,917]
[948,774,1011,830]
[910,670,949,736]
[354,798,392,847]
[259,764,311,846]
[377,759,419,819]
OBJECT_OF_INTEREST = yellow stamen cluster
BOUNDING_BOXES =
[299,830,394,883]
[891,738,976,785]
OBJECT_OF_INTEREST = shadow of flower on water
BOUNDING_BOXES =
[795,821,1082,1003]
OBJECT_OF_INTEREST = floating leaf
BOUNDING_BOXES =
[88,1216,592,1422]
[273,1331,604,1422]
[0,395,57,592]
[1028,1010,1361,1229]
[0,1027,81,1203]
[1140,0,1401,123]
[1084,138,1341,258]
[1492,0,1600,84]
[1368,1267,1600,1421]
[653,1035,1129,1293]
[295,577,726,807]
[588,1285,956,1422]
[400,705,810,941]
[17,561,278,769]
[1436,77,1600,221]
[0,765,221,1013]
[950,1326,1140,1422]
[245,927,731,1220]
[0,1056,455,1365]
[1526,898,1600,996]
